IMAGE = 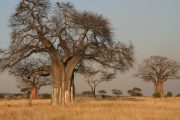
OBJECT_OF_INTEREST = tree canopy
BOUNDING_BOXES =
[136,56,180,97]
[127,87,143,96]
[83,67,116,98]
[112,89,123,97]
[0,0,134,105]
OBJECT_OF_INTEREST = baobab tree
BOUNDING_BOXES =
[136,56,180,97]
[10,59,51,99]
[0,0,134,105]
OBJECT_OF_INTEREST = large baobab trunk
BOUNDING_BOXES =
[64,56,81,104]
[64,74,75,104]
[64,61,79,104]
[51,61,64,105]
[50,55,79,105]
[51,69,75,105]
[29,86,39,99]
[154,80,164,97]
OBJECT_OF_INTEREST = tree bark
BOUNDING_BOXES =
[64,56,81,104]
[154,80,164,97]
[51,64,75,105]
[50,58,64,105]
[50,55,80,105]
[29,86,38,99]
[70,73,75,102]
[64,67,76,103]
[70,81,75,102]
[92,87,96,98]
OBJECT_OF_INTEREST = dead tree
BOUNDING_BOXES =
[136,56,180,97]
[0,0,134,105]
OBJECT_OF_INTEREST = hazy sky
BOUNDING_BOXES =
[0,0,180,95]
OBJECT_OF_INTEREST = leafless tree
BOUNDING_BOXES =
[10,59,51,100]
[136,56,180,97]
[0,0,134,105]
[83,67,116,98]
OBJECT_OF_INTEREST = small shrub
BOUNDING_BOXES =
[176,93,180,97]
[98,90,107,98]
[127,87,143,96]
[82,91,93,97]
[112,89,123,97]
[41,93,51,99]
[101,95,112,99]
[153,92,160,98]
[0,94,4,99]
[165,92,173,97]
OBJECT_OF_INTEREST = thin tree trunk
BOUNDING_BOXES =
[92,87,96,98]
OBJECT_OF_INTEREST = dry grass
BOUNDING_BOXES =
[0,97,180,120]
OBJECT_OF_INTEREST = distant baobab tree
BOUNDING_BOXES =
[136,56,180,97]
[10,59,51,99]
[0,0,134,105]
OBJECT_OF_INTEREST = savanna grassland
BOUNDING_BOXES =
[0,97,180,120]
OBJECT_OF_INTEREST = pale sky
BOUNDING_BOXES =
[0,0,180,96]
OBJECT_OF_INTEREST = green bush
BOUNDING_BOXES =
[165,92,173,97]
[112,89,123,97]
[41,93,51,99]
[153,92,160,98]
[127,87,143,96]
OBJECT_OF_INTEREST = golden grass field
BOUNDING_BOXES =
[0,97,180,120]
